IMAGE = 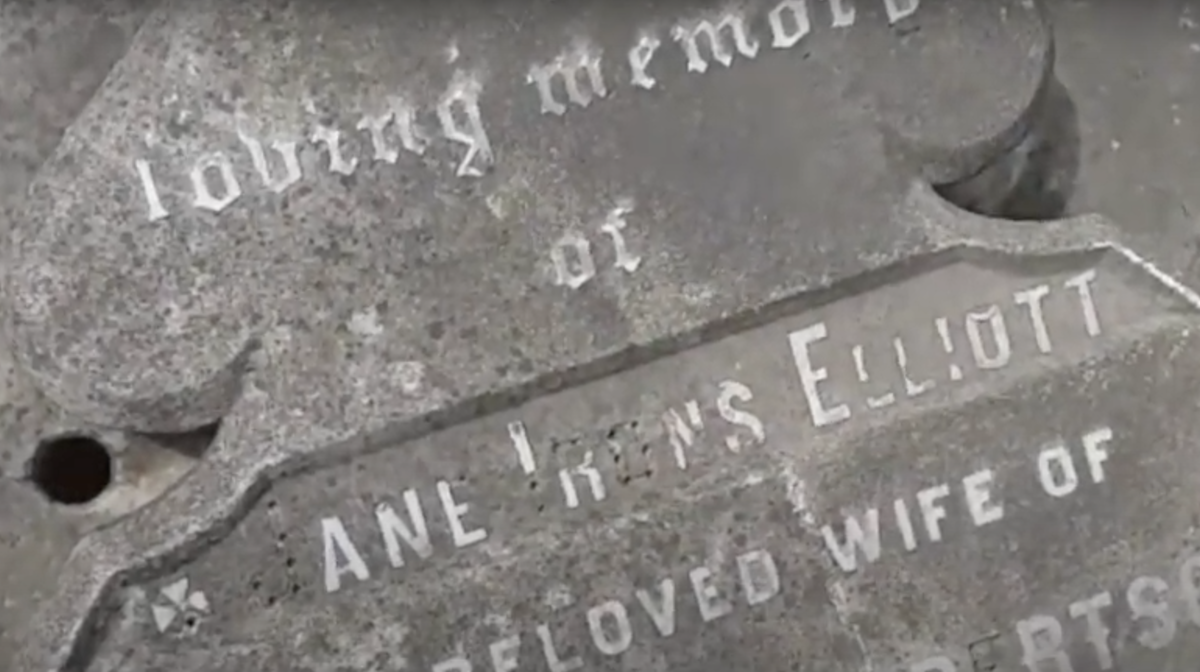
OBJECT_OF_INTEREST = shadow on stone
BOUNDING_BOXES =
[934,75,1081,221]
[138,420,222,460]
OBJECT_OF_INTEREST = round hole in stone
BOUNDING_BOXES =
[28,436,113,505]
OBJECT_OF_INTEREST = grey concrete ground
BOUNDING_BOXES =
[3,0,1200,671]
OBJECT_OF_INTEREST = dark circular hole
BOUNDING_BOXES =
[28,436,113,505]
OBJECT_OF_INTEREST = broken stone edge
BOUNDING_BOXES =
[12,330,261,435]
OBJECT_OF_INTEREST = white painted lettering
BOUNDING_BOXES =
[917,484,950,542]
[586,600,634,656]
[824,0,857,27]
[822,508,881,572]
[1127,575,1175,649]
[788,322,851,428]
[507,420,538,475]
[436,480,488,548]
[663,400,703,470]
[551,232,596,289]
[558,450,606,509]
[356,110,401,164]
[689,566,733,622]
[935,315,965,381]
[320,516,370,593]
[1013,284,1053,353]
[737,549,781,605]
[768,0,812,48]
[962,468,1004,527]
[671,12,761,74]
[388,96,429,155]
[1037,444,1079,498]
[537,624,582,672]
[438,70,494,178]
[635,579,677,637]
[628,32,662,90]
[599,201,642,273]
[716,380,766,453]
[375,490,433,568]
[893,337,934,397]
[1068,591,1114,669]
[1064,269,1102,336]
[1006,552,1200,668]
[489,635,521,672]
[527,43,607,116]
[894,497,918,551]
[965,305,1012,370]
[853,344,896,409]
[1081,426,1112,484]
[883,0,920,24]
[310,125,359,176]
[356,95,429,162]
[134,158,169,222]
[133,0,931,224]
[239,131,302,193]
[1016,614,1071,672]
[433,656,472,672]
[189,152,242,212]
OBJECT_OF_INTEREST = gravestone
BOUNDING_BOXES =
[0,0,157,668]
[12,0,1198,671]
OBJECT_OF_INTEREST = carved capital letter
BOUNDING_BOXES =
[965,305,1012,370]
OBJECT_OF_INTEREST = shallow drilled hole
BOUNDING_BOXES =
[28,436,113,505]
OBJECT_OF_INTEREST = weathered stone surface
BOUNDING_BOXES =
[34,217,1200,672]
[0,2,161,670]
[7,0,1047,434]
[21,1,1200,671]
[0,0,154,203]
[0,0,1091,670]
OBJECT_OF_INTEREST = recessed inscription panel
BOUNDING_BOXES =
[79,251,1200,671]
[8,0,1049,433]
